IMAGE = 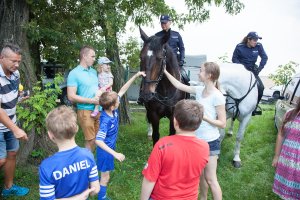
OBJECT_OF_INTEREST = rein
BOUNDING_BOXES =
[224,72,257,120]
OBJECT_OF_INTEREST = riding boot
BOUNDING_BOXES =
[180,67,191,99]
[252,75,264,116]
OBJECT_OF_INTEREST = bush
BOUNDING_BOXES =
[17,75,64,134]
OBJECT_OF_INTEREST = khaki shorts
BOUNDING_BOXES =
[77,110,100,141]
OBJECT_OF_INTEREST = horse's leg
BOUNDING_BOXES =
[169,116,175,135]
[232,114,252,168]
[227,118,234,136]
[145,113,153,139]
[151,118,160,146]
[147,123,153,139]
[219,128,225,142]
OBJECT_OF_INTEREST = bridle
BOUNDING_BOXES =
[143,47,166,85]
[141,45,180,107]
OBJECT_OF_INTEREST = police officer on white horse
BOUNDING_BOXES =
[232,31,268,116]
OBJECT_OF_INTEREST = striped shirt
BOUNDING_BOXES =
[0,64,20,132]
[39,146,99,199]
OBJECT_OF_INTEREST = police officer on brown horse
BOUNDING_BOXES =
[155,15,190,86]
[137,15,190,104]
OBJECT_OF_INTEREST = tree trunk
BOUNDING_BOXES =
[105,32,131,124]
[0,0,39,164]
[98,4,131,124]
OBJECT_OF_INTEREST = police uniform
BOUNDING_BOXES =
[155,29,190,87]
[232,42,268,73]
[137,15,189,105]
[232,32,268,115]
[155,30,185,65]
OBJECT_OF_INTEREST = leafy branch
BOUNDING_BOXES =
[17,76,64,134]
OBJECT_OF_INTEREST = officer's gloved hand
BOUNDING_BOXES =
[179,60,184,67]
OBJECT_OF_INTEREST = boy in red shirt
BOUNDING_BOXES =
[141,99,209,200]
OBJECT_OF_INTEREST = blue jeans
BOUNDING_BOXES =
[0,131,19,159]
[208,138,220,156]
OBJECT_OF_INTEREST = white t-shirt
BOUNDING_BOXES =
[194,86,225,142]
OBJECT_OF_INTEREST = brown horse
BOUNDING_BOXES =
[139,28,187,145]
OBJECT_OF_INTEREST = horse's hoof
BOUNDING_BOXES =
[147,136,152,140]
[232,160,242,168]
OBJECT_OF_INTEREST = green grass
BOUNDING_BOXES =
[0,104,281,199]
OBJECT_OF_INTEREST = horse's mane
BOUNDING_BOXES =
[164,44,181,80]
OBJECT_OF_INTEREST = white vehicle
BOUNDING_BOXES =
[275,73,300,129]
[262,85,285,101]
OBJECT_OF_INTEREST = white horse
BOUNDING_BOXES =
[218,62,257,168]
[146,62,258,168]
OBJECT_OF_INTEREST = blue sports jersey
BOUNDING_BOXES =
[96,108,119,172]
[96,109,119,149]
[39,146,99,199]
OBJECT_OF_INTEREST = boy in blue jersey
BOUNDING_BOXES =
[95,71,146,200]
[39,106,100,200]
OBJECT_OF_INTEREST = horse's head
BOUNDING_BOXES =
[139,27,178,102]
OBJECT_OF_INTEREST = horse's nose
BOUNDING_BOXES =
[143,92,155,102]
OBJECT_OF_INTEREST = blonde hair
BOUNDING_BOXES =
[46,106,78,140]
[202,62,221,89]
[99,91,118,110]
[97,63,112,73]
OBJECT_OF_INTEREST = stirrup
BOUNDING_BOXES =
[252,105,262,116]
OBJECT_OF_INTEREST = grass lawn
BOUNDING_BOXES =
[0,104,281,199]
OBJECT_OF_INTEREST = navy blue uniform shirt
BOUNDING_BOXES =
[155,30,185,62]
[232,42,268,71]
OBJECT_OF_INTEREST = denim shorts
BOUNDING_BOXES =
[0,131,20,159]
[208,138,220,156]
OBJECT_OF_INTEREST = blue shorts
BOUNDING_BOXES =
[0,131,20,159]
[208,138,220,156]
[96,147,114,172]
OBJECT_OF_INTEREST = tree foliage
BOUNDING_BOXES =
[269,61,299,87]
[120,37,141,69]
[1,0,245,162]
[26,0,244,68]
[17,76,63,134]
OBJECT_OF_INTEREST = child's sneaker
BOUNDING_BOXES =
[1,184,29,197]
[90,110,99,118]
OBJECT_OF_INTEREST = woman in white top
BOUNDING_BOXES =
[164,62,226,200]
